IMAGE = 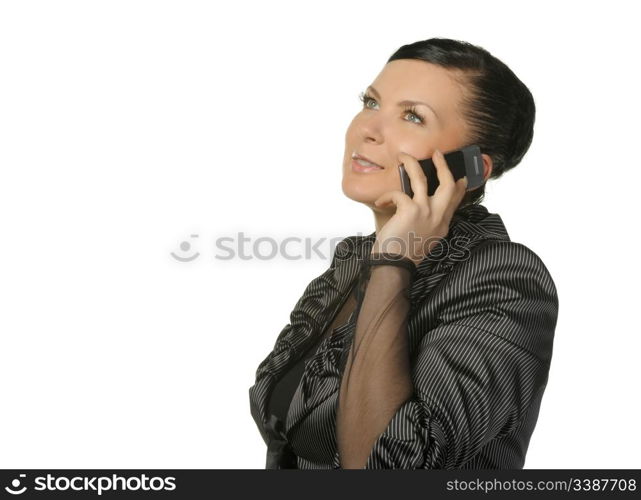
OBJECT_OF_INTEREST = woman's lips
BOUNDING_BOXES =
[351,158,385,173]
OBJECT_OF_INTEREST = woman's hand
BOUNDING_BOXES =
[372,149,468,266]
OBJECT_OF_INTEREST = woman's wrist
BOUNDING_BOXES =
[366,251,418,284]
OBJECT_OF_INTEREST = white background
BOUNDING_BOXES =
[1,0,639,469]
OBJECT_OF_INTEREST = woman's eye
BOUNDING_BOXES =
[359,93,378,109]
[406,112,422,124]
[358,92,424,125]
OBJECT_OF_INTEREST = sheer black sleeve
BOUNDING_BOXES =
[335,257,415,469]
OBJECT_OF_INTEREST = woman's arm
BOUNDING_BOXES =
[334,241,558,469]
[336,262,415,469]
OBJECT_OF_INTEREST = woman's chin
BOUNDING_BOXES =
[341,181,379,205]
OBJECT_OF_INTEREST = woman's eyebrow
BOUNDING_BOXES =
[367,85,440,121]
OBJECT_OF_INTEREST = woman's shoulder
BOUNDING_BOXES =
[410,205,558,336]
[428,204,555,286]
[410,238,558,364]
[459,239,556,286]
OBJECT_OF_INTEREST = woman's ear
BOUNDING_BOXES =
[481,153,493,181]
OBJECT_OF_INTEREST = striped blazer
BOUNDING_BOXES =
[249,203,559,469]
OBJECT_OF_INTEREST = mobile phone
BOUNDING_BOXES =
[399,144,485,198]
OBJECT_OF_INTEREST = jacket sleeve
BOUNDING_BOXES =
[332,240,559,469]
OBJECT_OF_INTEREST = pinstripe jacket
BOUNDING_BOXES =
[249,203,558,469]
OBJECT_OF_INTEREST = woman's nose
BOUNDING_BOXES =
[357,115,384,143]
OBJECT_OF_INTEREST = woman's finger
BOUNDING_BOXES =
[431,148,459,215]
[443,176,469,222]
[374,189,412,210]
[397,152,429,206]
[434,149,456,187]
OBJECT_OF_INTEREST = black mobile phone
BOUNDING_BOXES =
[399,144,485,198]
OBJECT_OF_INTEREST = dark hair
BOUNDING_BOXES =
[387,38,535,208]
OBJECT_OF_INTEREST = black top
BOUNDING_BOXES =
[266,327,327,425]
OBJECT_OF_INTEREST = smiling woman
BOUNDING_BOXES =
[249,37,558,469]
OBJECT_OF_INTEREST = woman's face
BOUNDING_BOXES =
[342,59,472,209]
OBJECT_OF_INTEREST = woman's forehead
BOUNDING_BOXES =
[370,59,467,122]
[373,60,463,98]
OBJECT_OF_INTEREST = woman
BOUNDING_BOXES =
[248,38,558,469]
